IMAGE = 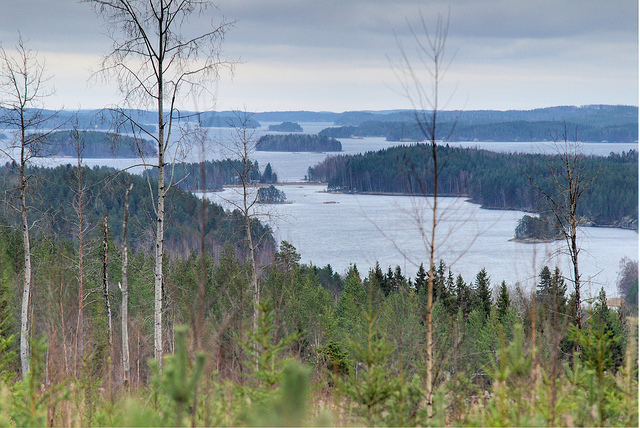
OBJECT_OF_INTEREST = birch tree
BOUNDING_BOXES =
[85,0,234,364]
[120,183,133,387]
[0,38,56,378]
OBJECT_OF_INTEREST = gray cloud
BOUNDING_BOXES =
[0,0,636,111]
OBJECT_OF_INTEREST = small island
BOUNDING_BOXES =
[512,214,562,242]
[257,185,287,204]
[256,134,342,152]
[268,121,303,132]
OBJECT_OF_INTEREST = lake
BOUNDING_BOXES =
[209,183,637,300]
[4,122,638,298]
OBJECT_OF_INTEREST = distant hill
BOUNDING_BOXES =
[33,130,157,158]
[320,105,639,143]
[2,105,635,142]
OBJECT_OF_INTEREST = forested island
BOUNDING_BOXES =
[307,144,638,228]
[320,119,637,143]
[257,134,342,151]
[257,185,287,203]
[512,214,562,242]
[147,160,278,192]
[267,121,303,132]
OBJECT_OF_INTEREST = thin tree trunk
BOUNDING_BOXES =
[20,165,31,376]
[74,148,85,378]
[425,113,437,418]
[103,215,113,347]
[121,183,132,388]
[154,25,166,364]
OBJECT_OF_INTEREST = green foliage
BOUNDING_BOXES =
[473,268,492,321]
[148,159,278,192]
[0,163,274,255]
[337,298,398,425]
[515,214,561,241]
[8,338,69,427]
[242,300,300,392]
[150,326,206,427]
[257,185,287,204]
[496,280,511,323]
[309,144,638,227]
[241,361,315,427]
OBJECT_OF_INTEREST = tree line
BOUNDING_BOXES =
[0,163,273,256]
[320,119,638,143]
[146,159,278,192]
[307,144,638,228]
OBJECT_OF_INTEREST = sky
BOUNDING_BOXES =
[0,0,637,113]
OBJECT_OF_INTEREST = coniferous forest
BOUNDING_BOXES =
[0,0,637,426]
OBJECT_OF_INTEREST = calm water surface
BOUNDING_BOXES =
[209,183,637,299]
[4,122,636,297]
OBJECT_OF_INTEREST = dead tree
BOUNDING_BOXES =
[103,215,113,347]
[67,125,92,377]
[534,125,596,330]
[120,183,133,388]
[85,0,235,364]
[220,111,265,363]
[0,37,56,378]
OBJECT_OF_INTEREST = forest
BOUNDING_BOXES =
[320,119,638,143]
[146,159,278,192]
[307,144,639,229]
[0,0,636,425]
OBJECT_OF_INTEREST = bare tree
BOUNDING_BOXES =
[393,11,454,416]
[102,215,113,347]
[120,182,133,388]
[219,111,267,362]
[85,0,235,364]
[0,37,56,378]
[534,125,596,330]
[67,125,92,377]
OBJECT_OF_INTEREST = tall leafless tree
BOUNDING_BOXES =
[0,37,56,378]
[67,125,92,377]
[393,11,454,416]
[120,182,133,388]
[85,0,235,364]
[219,111,267,363]
[534,125,596,330]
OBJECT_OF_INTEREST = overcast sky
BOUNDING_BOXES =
[0,0,637,112]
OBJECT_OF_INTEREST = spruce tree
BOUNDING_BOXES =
[474,268,492,320]
[415,263,427,296]
[496,280,511,323]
